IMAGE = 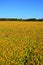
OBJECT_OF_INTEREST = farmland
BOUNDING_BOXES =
[0,21,43,65]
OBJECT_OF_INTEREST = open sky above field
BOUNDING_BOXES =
[0,0,43,19]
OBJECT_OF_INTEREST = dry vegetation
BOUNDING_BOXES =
[0,21,43,65]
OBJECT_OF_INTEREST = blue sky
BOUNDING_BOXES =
[0,0,43,19]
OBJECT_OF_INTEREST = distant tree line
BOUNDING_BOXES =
[0,18,43,21]
[0,18,22,21]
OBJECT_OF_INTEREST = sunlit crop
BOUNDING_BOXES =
[0,21,43,65]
